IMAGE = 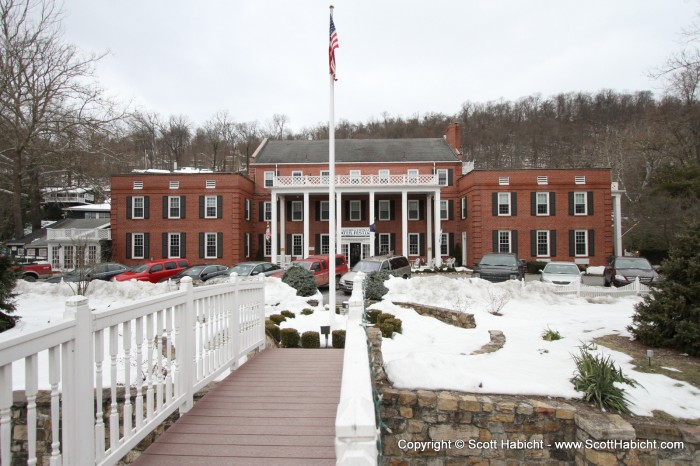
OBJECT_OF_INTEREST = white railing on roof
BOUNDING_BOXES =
[551,277,651,298]
[47,229,112,241]
[273,173,438,188]
[0,274,265,466]
[42,193,95,204]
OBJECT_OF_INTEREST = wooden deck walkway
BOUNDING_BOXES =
[132,348,344,466]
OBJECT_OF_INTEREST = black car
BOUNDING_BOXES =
[603,256,658,287]
[473,253,525,282]
[45,262,130,283]
[158,264,230,284]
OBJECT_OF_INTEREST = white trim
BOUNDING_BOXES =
[168,232,181,258]
[168,196,181,219]
[573,192,587,216]
[378,200,391,221]
[536,230,550,257]
[408,200,419,221]
[132,196,145,219]
[498,230,512,253]
[291,201,303,221]
[349,200,361,221]
[204,195,217,218]
[574,230,588,257]
[536,192,550,216]
[408,233,420,256]
[497,192,511,216]
[204,232,218,259]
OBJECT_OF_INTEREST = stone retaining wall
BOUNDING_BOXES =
[392,302,476,329]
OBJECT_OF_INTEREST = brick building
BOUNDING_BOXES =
[111,125,622,268]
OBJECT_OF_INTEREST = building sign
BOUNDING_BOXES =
[341,227,370,237]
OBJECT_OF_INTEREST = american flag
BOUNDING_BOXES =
[329,13,339,80]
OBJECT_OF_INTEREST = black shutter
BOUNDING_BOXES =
[492,230,498,252]
[569,230,575,257]
[257,234,263,258]
[390,200,396,221]
[568,192,574,216]
[126,196,132,219]
[511,193,517,216]
[374,200,379,220]
[551,230,557,257]
[449,233,455,256]
[162,196,168,218]
[492,193,498,216]
[361,200,366,222]
[448,200,454,220]
[126,234,132,259]
[390,233,396,254]
[144,196,150,219]
[344,201,349,221]
[287,201,293,221]
[315,201,320,221]
[217,232,223,258]
[530,192,537,216]
[143,233,150,258]
[447,169,453,186]
[588,230,595,256]
[549,192,556,217]
[162,233,168,258]
[531,230,537,257]
[315,234,320,252]
[287,234,292,256]
[199,233,205,258]
[181,233,186,258]
[180,196,186,218]
[419,233,425,256]
[419,200,425,221]
[217,195,223,219]
[587,192,594,215]
[512,231,518,254]
[201,196,206,218]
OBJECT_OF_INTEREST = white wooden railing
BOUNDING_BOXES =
[42,194,95,204]
[0,274,265,466]
[335,272,378,465]
[274,173,439,188]
[550,277,651,298]
[47,229,112,241]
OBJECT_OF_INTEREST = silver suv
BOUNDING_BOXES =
[339,255,411,295]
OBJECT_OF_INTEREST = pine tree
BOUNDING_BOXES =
[0,255,19,332]
[628,223,700,356]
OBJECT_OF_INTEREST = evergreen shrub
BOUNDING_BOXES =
[332,330,346,348]
[280,328,300,348]
[265,323,281,343]
[269,314,286,325]
[364,270,391,300]
[366,309,382,324]
[301,331,320,348]
[280,310,296,319]
[282,266,318,297]
[301,308,314,316]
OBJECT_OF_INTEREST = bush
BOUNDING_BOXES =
[366,309,382,324]
[570,345,637,415]
[282,266,318,297]
[377,313,402,338]
[629,224,700,356]
[301,331,320,348]
[280,310,296,319]
[265,323,281,342]
[542,327,562,341]
[280,328,300,348]
[332,330,346,348]
[300,308,314,316]
[387,317,402,334]
[0,256,19,333]
[376,312,395,325]
[364,270,391,300]
[269,314,286,325]
[527,260,549,274]
[379,322,396,338]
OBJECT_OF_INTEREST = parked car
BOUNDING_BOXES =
[339,255,411,295]
[11,261,53,281]
[46,262,130,283]
[158,264,230,284]
[472,253,525,282]
[113,259,190,283]
[539,261,582,286]
[272,254,349,289]
[603,256,658,287]
[228,261,282,277]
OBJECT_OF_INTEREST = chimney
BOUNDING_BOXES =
[445,123,462,156]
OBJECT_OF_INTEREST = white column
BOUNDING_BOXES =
[612,189,624,257]
[434,189,442,267]
[271,192,278,264]
[279,195,285,257]
[426,194,433,264]
[303,191,310,257]
[401,190,408,257]
[336,191,343,254]
[369,191,375,257]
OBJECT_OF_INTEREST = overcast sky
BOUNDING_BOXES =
[62,0,697,132]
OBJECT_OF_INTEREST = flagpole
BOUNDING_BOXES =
[328,5,337,331]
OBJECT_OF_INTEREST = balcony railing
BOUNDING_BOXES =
[272,173,439,188]
[47,229,111,241]
[42,193,95,204]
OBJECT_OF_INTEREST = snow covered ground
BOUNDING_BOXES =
[4,275,699,420]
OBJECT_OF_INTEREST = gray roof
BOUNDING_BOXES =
[254,138,459,164]
[7,218,110,247]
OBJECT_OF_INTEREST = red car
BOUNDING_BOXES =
[113,259,190,283]
[273,254,349,289]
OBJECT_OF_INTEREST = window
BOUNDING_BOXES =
[499,177,510,186]
[51,247,60,270]
[133,196,145,219]
[291,201,303,221]
[64,246,74,270]
[245,233,251,258]
[132,233,145,259]
[264,171,275,188]
[440,200,449,220]
[320,170,330,184]
[133,181,143,190]
[264,236,272,257]
[378,200,390,221]
[292,171,303,184]
[350,170,361,184]
[319,201,329,221]
[205,180,216,189]
[498,193,511,216]
[379,169,390,184]
[264,202,272,221]
[378,234,390,255]
[498,231,511,253]
[205,196,217,218]
[461,197,467,219]
[245,199,251,221]
[441,233,449,256]
[536,192,549,216]
[168,196,181,218]
[574,192,587,215]
[575,176,586,185]
[575,230,588,256]
[408,200,419,220]
[292,234,303,257]
[537,176,548,185]
[408,233,420,256]
[437,169,448,186]
[537,231,550,257]
[169,181,179,189]
[204,233,217,259]
[87,245,97,265]
[320,234,330,254]
[349,200,361,221]
[407,169,419,183]
[169,233,181,258]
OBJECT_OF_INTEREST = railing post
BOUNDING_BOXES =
[63,296,96,466]
[179,276,195,414]
[258,273,266,351]
[634,276,640,296]
[230,273,241,371]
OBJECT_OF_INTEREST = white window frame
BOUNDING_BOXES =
[132,196,145,219]
[498,193,511,216]
[437,169,448,186]
[168,233,181,258]
[320,200,330,221]
[168,196,181,219]
[408,200,419,221]
[574,192,587,215]
[441,233,449,256]
[204,232,217,259]
[292,170,303,184]
[440,200,449,220]
[378,200,391,221]
[407,169,419,183]
[320,234,330,254]
[292,234,303,257]
[379,169,390,184]
[205,196,217,218]
[264,202,272,221]
[264,171,275,188]
[291,201,303,222]
[350,170,361,184]
[264,237,272,257]
[349,200,361,221]
[461,197,467,219]
[536,192,549,216]
[132,233,145,259]
[64,245,74,270]
[320,170,330,184]
[245,233,251,258]
[378,233,390,255]
[408,233,420,256]
[498,230,512,253]
[245,199,251,221]
[87,245,97,265]
[537,230,550,257]
[575,230,588,256]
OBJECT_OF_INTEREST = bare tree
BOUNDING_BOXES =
[158,115,191,170]
[235,121,261,174]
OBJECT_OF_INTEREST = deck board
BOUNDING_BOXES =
[132,349,343,466]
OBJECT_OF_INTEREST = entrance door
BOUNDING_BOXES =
[349,243,362,267]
